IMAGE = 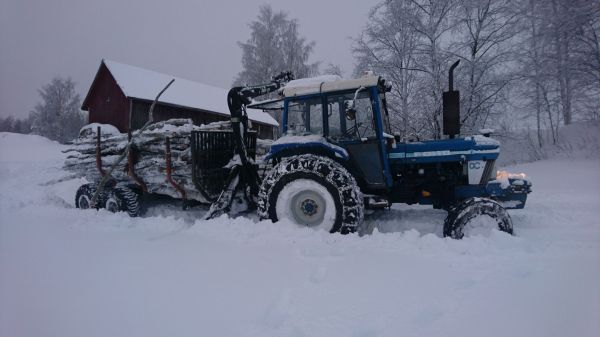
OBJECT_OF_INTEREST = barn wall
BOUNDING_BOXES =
[86,64,129,132]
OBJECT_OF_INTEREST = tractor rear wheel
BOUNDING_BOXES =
[103,184,141,217]
[443,197,513,239]
[258,155,363,233]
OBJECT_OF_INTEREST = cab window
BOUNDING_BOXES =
[326,90,376,140]
[285,97,323,135]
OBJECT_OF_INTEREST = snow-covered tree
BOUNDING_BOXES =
[0,116,15,132]
[322,63,344,77]
[354,0,420,137]
[355,0,599,143]
[514,0,599,147]
[235,4,319,86]
[0,116,32,134]
[354,0,455,139]
[452,0,520,134]
[30,77,85,143]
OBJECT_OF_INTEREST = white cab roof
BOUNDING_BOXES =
[281,75,381,98]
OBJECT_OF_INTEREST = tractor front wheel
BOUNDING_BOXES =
[443,197,513,239]
[258,155,363,233]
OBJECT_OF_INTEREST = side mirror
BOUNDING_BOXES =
[345,86,365,121]
[344,101,356,120]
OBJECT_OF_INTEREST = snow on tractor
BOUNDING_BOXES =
[72,61,531,238]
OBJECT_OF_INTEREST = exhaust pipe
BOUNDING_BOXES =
[448,60,460,91]
[443,60,461,139]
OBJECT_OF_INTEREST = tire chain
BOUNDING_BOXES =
[258,154,364,232]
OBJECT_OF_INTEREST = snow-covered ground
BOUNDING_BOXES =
[0,131,599,337]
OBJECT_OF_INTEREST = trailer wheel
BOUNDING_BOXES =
[258,155,363,233]
[103,185,141,217]
[75,183,102,210]
[443,197,513,239]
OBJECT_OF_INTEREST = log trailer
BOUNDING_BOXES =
[75,62,531,238]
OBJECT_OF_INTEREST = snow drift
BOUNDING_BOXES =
[0,130,599,337]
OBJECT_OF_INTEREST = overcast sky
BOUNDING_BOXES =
[0,0,374,119]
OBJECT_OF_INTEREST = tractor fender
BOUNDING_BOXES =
[265,141,349,162]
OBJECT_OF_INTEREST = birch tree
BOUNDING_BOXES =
[453,0,520,133]
[516,0,599,148]
[354,0,454,139]
[354,0,421,137]
[409,0,455,139]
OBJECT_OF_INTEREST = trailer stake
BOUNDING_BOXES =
[165,137,188,209]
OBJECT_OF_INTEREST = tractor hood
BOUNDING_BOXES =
[388,135,500,163]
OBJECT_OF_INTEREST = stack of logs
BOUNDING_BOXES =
[63,119,232,203]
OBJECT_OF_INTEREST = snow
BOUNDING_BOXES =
[0,132,62,162]
[467,134,501,147]
[281,74,380,97]
[79,123,122,138]
[1,131,600,337]
[273,134,329,145]
[272,134,349,158]
[283,75,342,89]
[275,179,337,230]
[101,60,278,126]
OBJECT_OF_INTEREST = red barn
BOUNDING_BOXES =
[81,59,278,139]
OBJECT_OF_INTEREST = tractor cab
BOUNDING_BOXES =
[255,75,395,194]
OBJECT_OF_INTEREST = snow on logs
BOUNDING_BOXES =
[63,119,232,203]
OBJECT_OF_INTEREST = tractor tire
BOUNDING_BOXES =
[75,183,105,210]
[258,154,363,234]
[103,184,141,217]
[443,197,513,239]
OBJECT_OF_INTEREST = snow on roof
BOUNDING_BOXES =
[281,75,381,98]
[101,60,278,126]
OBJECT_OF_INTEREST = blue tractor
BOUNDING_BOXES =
[206,62,531,238]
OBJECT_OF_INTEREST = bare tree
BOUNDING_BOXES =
[409,0,455,139]
[544,0,599,125]
[30,77,85,143]
[356,0,598,144]
[0,116,15,132]
[0,115,33,134]
[322,63,344,77]
[354,0,454,139]
[517,0,560,146]
[572,2,600,120]
[453,0,520,133]
[354,0,421,137]
[515,0,599,149]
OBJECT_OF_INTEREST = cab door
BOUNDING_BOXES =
[325,88,390,190]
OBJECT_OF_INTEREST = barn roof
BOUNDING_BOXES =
[83,59,278,126]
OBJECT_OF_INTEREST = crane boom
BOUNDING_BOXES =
[204,71,293,220]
